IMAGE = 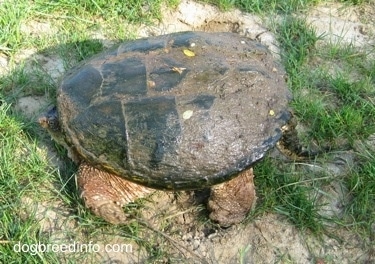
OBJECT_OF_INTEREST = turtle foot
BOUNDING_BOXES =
[77,163,154,224]
[207,168,256,227]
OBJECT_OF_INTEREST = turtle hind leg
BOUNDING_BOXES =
[77,163,154,224]
[207,168,256,227]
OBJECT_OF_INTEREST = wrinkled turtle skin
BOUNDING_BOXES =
[58,31,290,190]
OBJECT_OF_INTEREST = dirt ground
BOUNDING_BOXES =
[10,0,375,263]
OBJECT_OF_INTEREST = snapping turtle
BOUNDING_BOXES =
[39,31,291,226]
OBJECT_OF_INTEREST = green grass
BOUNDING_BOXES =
[0,103,61,263]
[0,0,179,56]
[277,16,322,75]
[346,147,375,227]
[205,0,370,13]
[203,0,321,13]
[32,0,179,23]
[278,19,375,147]
[1,0,375,262]
[253,158,325,233]
[252,14,375,236]
[0,1,30,53]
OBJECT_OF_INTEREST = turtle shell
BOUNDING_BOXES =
[57,31,291,190]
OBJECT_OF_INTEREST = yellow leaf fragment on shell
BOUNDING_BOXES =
[183,110,193,120]
[171,67,187,74]
[183,49,195,57]
[147,80,155,88]
[269,110,275,116]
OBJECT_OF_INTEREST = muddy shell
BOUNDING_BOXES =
[57,31,291,190]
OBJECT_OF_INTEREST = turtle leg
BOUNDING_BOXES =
[207,168,256,227]
[77,163,154,224]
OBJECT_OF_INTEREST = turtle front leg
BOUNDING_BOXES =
[77,163,154,224]
[207,168,256,227]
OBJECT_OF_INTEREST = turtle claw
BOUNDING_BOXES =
[95,202,128,225]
